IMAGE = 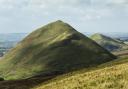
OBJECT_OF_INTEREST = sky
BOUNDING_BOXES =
[0,0,128,33]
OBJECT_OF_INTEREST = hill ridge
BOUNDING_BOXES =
[90,33,127,51]
[0,20,116,80]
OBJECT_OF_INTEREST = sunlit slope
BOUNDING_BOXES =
[34,57,128,89]
[90,33,127,51]
[0,20,115,79]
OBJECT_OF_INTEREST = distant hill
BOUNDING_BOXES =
[0,20,116,80]
[90,33,128,51]
[0,33,27,56]
[0,33,27,42]
[84,32,128,40]
[0,33,27,48]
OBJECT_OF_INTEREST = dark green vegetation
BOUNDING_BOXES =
[0,77,4,81]
[0,53,127,89]
[90,33,128,51]
[0,20,115,80]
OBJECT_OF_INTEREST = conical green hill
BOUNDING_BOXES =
[0,20,116,80]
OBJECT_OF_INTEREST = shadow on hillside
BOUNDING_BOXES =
[0,75,55,89]
[0,61,119,89]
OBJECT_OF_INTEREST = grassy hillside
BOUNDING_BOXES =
[90,33,128,51]
[0,54,127,89]
[33,57,128,89]
[0,20,115,80]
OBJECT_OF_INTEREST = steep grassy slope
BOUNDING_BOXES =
[90,33,128,51]
[33,57,128,89]
[0,55,127,89]
[0,20,115,80]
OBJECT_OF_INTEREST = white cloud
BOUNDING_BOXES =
[108,0,128,5]
[0,0,128,33]
[0,0,127,18]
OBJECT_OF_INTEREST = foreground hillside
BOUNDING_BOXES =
[0,20,115,80]
[33,57,128,89]
[90,33,128,51]
[0,55,127,89]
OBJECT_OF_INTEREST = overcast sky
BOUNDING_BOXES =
[0,0,128,33]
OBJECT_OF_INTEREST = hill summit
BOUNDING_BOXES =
[90,33,127,51]
[0,20,116,79]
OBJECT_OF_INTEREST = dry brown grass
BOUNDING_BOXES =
[33,59,128,89]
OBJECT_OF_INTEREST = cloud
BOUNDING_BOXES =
[0,0,127,18]
[108,0,128,5]
[0,0,128,33]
